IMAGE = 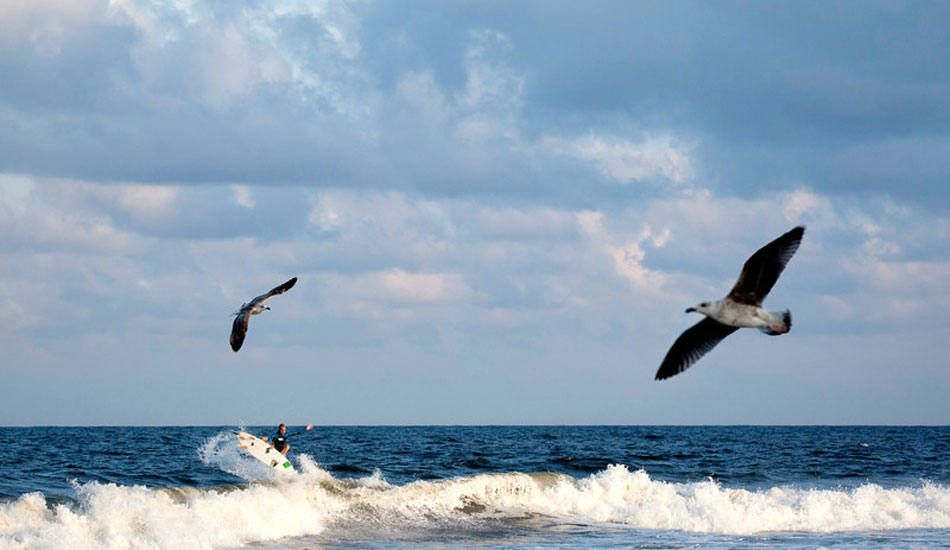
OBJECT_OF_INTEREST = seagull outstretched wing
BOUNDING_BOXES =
[727,226,804,306]
[230,308,260,352]
[230,277,297,352]
[655,318,738,380]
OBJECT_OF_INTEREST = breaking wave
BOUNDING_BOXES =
[2,451,949,549]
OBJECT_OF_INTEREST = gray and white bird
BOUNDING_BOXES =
[655,226,804,380]
[230,277,297,352]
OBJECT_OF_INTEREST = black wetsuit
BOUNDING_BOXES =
[270,431,289,452]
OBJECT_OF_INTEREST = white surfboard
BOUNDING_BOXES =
[236,431,296,473]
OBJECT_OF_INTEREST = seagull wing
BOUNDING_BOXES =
[248,277,298,307]
[727,226,804,305]
[230,277,297,352]
[655,317,738,380]
[230,308,251,352]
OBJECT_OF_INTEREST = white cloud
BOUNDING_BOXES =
[112,0,282,110]
[475,206,575,238]
[109,0,368,113]
[820,295,852,320]
[306,189,455,265]
[576,211,675,297]
[887,298,921,318]
[1,0,99,52]
[373,268,473,303]
[262,0,362,60]
[192,23,291,109]
[782,189,828,224]
[457,29,522,112]
[31,210,141,254]
[541,134,694,185]
[395,71,452,130]
[0,173,35,214]
[844,257,949,292]
[859,222,901,257]
[307,193,342,231]
[321,269,475,323]
[0,176,947,425]
[0,180,147,254]
[0,287,42,331]
[232,185,254,208]
[100,183,178,220]
[107,0,201,47]
[477,307,537,328]
[391,30,524,151]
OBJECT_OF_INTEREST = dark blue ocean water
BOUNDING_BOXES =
[1,426,949,549]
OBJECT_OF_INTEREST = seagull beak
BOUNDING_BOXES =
[685,307,696,313]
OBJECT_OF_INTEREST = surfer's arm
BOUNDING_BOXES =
[286,425,313,438]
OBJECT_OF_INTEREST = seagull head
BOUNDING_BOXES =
[686,301,712,315]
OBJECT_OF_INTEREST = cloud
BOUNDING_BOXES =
[576,210,676,298]
[232,184,254,208]
[117,6,290,110]
[88,183,179,220]
[456,29,523,113]
[0,178,145,254]
[0,0,99,53]
[782,189,828,224]
[474,206,575,239]
[844,255,948,293]
[368,268,474,304]
[108,0,365,113]
[544,134,694,186]
[320,268,474,325]
[0,2,947,210]
[394,71,452,130]
[0,172,34,213]
[0,178,947,425]
[2,2,950,423]
[306,189,455,269]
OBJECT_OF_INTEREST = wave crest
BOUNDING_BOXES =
[2,464,950,549]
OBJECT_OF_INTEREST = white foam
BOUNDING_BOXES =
[197,432,279,481]
[0,478,328,550]
[303,465,950,533]
[2,465,949,550]
[529,465,950,533]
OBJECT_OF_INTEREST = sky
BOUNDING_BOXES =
[1,0,948,426]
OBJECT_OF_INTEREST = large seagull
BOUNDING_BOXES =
[655,226,805,380]
[230,277,298,352]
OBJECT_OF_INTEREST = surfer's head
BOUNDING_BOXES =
[278,424,286,434]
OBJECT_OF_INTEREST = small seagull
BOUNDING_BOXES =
[655,226,805,380]
[230,277,298,352]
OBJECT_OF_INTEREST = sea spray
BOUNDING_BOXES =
[0,478,330,550]
[197,431,281,481]
[4,426,950,550]
[316,465,950,534]
[3,465,950,549]
[530,464,950,532]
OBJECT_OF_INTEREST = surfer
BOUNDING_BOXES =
[262,423,312,456]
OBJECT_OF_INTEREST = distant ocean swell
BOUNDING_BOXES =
[1,434,949,550]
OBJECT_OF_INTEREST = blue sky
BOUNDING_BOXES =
[1,0,948,425]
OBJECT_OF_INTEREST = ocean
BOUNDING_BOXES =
[1,426,948,549]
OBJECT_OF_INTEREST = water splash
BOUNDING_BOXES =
[3,463,950,550]
[197,431,281,482]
